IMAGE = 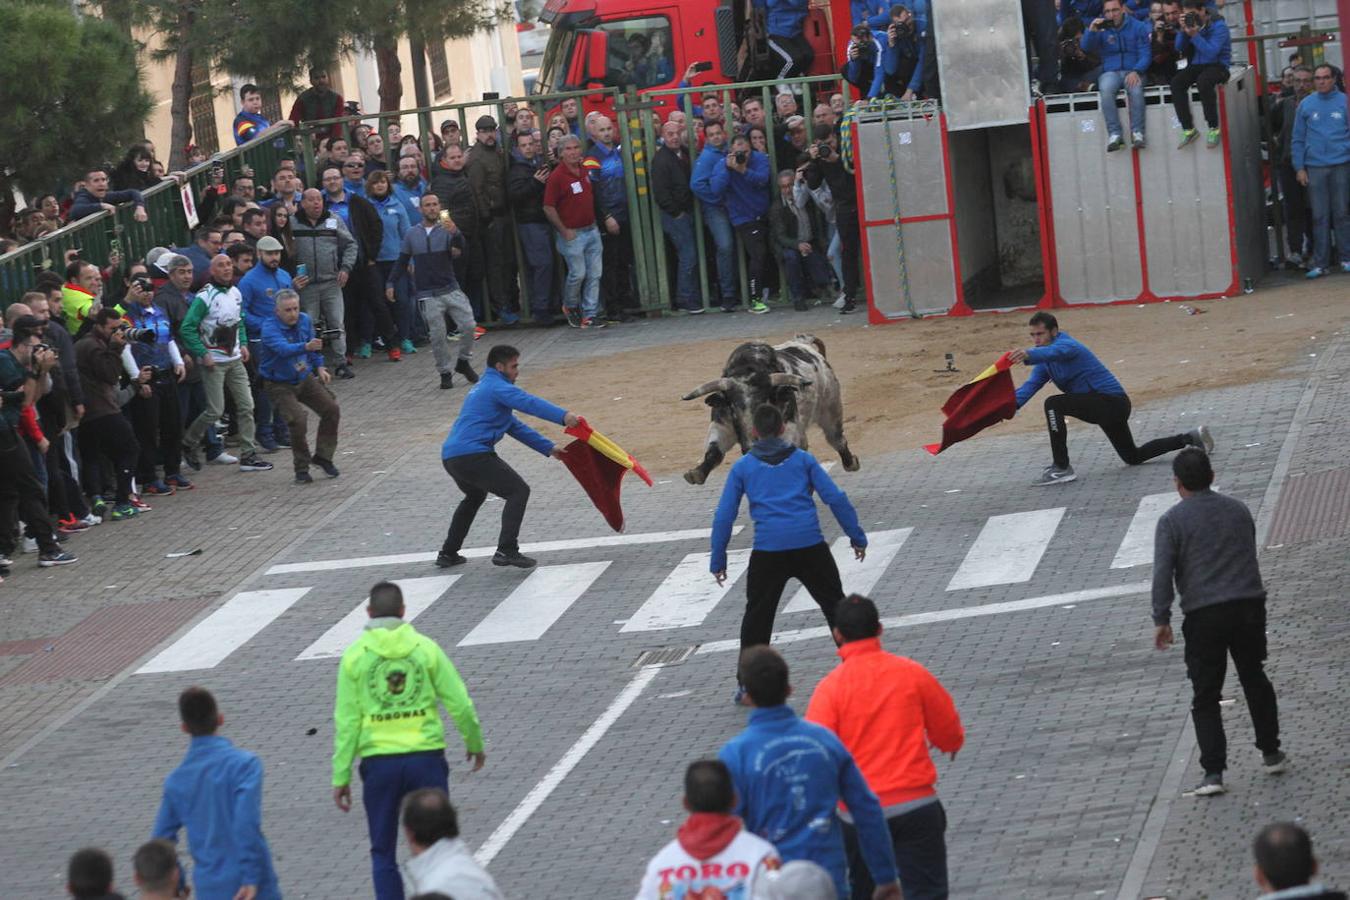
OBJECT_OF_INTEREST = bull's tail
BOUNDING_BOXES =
[794,333,827,359]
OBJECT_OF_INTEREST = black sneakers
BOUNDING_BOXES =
[435,551,468,568]
[312,457,340,478]
[440,372,455,390]
[295,471,314,484]
[239,455,274,472]
[455,360,480,383]
[492,550,537,569]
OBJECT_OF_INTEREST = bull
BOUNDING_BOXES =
[681,334,860,485]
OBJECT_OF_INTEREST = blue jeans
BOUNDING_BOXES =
[701,205,738,304]
[518,222,557,317]
[781,247,834,301]
[661,210,701,309]
[1307,162,1350,270]
[1097,70,1145,138]
[359,750,450,900]
[556,225,603,319]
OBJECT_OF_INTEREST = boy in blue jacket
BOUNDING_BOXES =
[720,647,901,899]
[1170,0,1231,148]
[1010,311,1212,485]
[711,404,867,699]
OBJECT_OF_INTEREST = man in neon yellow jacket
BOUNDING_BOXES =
[331,580,486,900]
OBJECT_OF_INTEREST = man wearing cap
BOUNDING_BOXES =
[467,114,521,325]
[238,235,296,451]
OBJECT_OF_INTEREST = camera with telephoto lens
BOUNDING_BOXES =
[816,141,833,158]
[734,150,748,165]
[131,274,153,293]
[320,328,344,341]
[124,327,157,344]
[1182,12,1199,27]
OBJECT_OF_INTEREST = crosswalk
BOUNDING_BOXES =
[134,493,1178,676]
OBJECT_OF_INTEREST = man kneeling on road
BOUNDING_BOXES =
[259,289,341,484]
[1009,311,1212,485]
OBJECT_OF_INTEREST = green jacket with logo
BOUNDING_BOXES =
[331,619,484,787]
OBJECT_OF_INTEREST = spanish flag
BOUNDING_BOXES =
[558,418,653,532]
[924,353,1018,455]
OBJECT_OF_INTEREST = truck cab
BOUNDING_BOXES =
[534,0,843,121]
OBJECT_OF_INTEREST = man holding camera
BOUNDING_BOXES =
[1170,0,1231,149]
[122,277,191,496]
[75,308,145,520]
[0,315,76,569]
[1083,0,1152,151]
[260,290,341,484]
[711,133,772,315]
[802,126,862,314]
[508,130,559,324]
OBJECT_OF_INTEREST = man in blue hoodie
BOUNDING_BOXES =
[1170,0,1231,148]
[1291,64,1350,279]
[711,134,773,314]
[1010,311,1212,485]
[711,404,867,697]
[436,344,583,570]
[1082,0,1153,150]
[238,235,295,452]
[691,120,741,310]
[260,290,341,484]
[720,647,902,900]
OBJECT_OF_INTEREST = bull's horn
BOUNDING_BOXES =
[769,373,812,388]
[682,378,734,400]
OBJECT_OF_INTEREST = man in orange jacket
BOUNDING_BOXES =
[806,594,965,900]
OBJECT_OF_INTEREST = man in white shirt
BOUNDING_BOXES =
[400,788,502,900]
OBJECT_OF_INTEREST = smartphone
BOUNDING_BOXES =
[109,238,122,255]
[691,61,714,73]
[296,263,308,279]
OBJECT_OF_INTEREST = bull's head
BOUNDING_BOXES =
[680,372,811,401]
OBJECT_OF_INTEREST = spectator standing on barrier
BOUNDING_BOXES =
[1082,0,1152,151]
[807,595,965,900]
[399,789,503,900]
[234,83,270,145]
[772,169,834,310]
[543,135,605,329]
[429,143,488,322]
[652,119,703,313]
[331,580,486,900]
[76,309,144,520]
[289,68,345,141]
[1171,0,1231,149]
[713,133,772,314]
[1252,823,1344,899]
[1152,448,1286,797]
[1146,1,1182,85]
[121,281,190,495]
[1273,66,1315,267]
[293,188,357,376]
[720,647,902,900]
[842,24,887,100]
[506,129,560,324]
[1292,64,1350,279]
[387,194,480,390]
[260,290,341,484]
[1023,0,1060,96]
[468,115,522,326]
[1009,311,1212,485]
[691,120,742,311]
[586,115,637,324]
[238,235,297,452]
[883,5,927,100]
[154,687,281,900]
[634,760,782,899]
[803,125,862,314]
[67,166,150,224]
[756,0,815,82]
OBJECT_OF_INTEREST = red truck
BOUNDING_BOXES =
[534,0,853,120]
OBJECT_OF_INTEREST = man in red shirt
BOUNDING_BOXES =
[542,135,604,329]
[806,594,965,900]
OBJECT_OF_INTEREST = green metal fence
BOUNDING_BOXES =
[0,123,296,310]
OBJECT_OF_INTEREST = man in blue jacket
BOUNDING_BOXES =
[1010,311,1212,485]
[690,120,741,310]
[720,647,902,899]
[1291,64,1350,279]
[259,289,340,484]
[1082,0,1153,150]
[436,344,584,570]
[153,687,281,900]
[711,404,867,698]
[711,134,772,314]
[238,235,295,452]
[1170,0,1231,148]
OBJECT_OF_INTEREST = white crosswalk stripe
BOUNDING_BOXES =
[620,550,753,633]
[782,529,914,613]
[1111,492,1176,569]
[296,576,461,661]
[138,588,311,674]
[459,563,612,646]
[946,507,1066,591]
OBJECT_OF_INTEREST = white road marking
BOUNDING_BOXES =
[265,527,741,575]
[295,576,460,661]
[697,582,1151,654]
[783,528,913,613]
[1111,493,1176,568]
[474,665,660,866]
[137,588,311,674]
[620,550,752,632]
[946,507,1066,591]
[459,562,612,646]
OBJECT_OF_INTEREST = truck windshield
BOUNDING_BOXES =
[597,16,674,90]
[535,24,576,94]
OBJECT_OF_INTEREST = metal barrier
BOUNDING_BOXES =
[0,123,296,310]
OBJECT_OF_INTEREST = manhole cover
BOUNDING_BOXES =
[633,645,697,668]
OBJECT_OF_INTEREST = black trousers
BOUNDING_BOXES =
[441,453,530,555]
[741,542,844,656]
[1020,0,1059,88]
[453,234,488,321]
[0,428,59,555]
[766,32,815,81]
[484,215,521,317]
[343,261,398,350]
[734,218,771,303]
[128,377,183,483]
[1043,392,1187,469]
[1170,63,1230,131]
[834,203,863,302]
[1278,162,1313,258]
[844,800,949,900]
[77,412,139,503]
[1182,598,1281,775]
[600,223,635,318]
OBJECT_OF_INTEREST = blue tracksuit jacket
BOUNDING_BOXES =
[1176,16,1230,66]
[1081,16,1152,73]
[237,264,294,340]
[442,367,567,459]
[691,142,730,209]
[259,312,324,384]
[710,150,771,226]
[720,705,899,898]
[754,0,809,39]
[1015,332,1127,407]
[1291,90,1350,169]
[371,193,412,262]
